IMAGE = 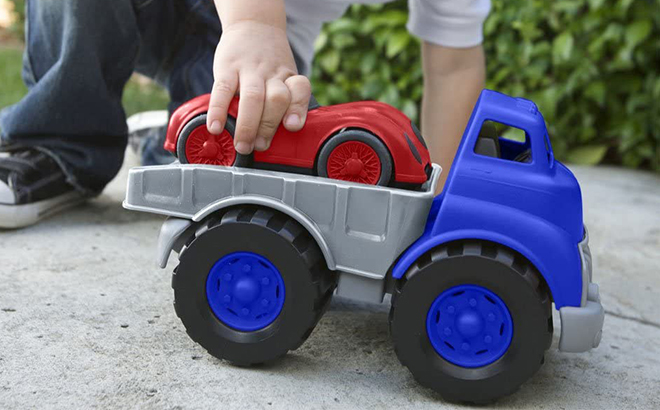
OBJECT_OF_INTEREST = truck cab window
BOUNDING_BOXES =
[474,121,532,163]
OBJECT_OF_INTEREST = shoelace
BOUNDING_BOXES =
[0,149,52,181]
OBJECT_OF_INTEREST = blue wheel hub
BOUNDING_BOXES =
[426,284,513,368]
[206,252,285,331]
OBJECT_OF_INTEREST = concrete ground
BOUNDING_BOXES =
[1,152,659,409]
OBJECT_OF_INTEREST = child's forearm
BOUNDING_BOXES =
[207,0,311,155]
[215,0,287,31]
[421,42,485,191]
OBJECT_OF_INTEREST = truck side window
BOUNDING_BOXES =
[474,121,532,163]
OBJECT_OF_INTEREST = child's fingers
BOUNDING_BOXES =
[207,73,238,134]
[234,76,266,154]
[282,75,311,132]
[255,79,291,151]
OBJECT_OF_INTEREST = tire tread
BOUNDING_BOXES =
[173,206,336,364]
[389,240,553,402]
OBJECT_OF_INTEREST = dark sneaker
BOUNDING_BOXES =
[0,148,87,229]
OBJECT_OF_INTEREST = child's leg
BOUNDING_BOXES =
[121,0,213,167]
[0,0,185,194]
[0,0,186,228]
[158,0,221,111]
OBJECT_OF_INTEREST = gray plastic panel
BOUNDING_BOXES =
[557,226,603,352]
[124,164,441,279]
[336,272,385,303]
[559,283,604,352]
[156,218,192,269]
[578,226,592,307]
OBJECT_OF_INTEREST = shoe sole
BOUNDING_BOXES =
[0,191,88,229]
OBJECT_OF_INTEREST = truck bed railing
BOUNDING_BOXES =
[124,164,441,279]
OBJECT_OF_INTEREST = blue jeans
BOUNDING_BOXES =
[0,0,307,195]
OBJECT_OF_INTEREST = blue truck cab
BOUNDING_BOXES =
[393,90,604,354]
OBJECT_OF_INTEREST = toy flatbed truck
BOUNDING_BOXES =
[123,90,604,402]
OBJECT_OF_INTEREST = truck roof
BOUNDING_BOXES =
[477,90,547,135]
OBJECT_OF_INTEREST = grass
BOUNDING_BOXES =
[122,77,170,117]
[0,46,170,119]
[0,47,26,110]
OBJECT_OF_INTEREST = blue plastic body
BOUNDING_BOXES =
[393,90,584,309]
[426,284,513,368]
[206,252,285,331]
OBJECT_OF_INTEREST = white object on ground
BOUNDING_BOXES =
[126,111,169,135]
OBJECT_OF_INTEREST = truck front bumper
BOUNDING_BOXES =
[558,227,604,352]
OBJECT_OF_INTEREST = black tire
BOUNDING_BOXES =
[172,206,337,365]
[317,129,393,186]
[176,114,252,167]
[389,240,553,403]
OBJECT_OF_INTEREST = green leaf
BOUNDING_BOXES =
[585,82,606,106]
[653,77,660,99]
[327,18,359,33]
[566,145,608,165]
[401,100,418,122]
[617,0,634,12]
[361,78,386,99]
[331,33,357,49]
[552,32,574,62]
[314,31,328,52]
[501,127,527,143]
[625,20,652,48]
[363,10,408,31]
[360,53,378,74]
[319,50,340,74]
[386,31,411,58]
[381,84,400,105]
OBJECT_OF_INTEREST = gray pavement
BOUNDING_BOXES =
[1,152,659,409]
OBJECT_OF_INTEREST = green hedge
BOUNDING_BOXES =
[311,0,659,170]
[6,0,659,169]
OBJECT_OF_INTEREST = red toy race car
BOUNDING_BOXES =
[164,94,432,187]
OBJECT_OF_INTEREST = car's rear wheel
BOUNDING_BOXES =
[177,114,237,166]
[317,130,393,186]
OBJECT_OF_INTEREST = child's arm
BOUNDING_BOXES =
[421,42,485,189]
[208,0,311,154]
[406,0,489,189]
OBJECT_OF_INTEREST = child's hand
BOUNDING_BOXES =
[207,21,311,154]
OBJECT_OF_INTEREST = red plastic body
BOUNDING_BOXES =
[165,94,431,184]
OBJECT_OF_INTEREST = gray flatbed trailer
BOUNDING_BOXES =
[123,163,441,302]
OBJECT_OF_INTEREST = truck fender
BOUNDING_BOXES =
[192,195,336,270]
[391,228,582,309]
[157,217,193,268]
